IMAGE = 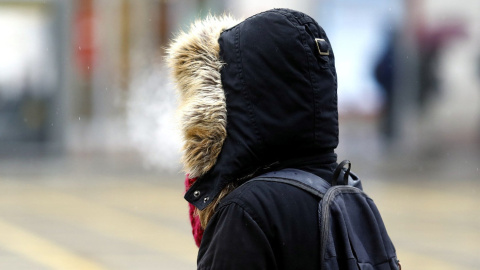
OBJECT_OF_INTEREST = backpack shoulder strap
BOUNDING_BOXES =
[248,168,331,198]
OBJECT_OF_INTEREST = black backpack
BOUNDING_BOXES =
[249,160,401,270]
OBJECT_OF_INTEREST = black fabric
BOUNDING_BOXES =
[197,179,321,270]
[324,195,399,269]
[185,8,338,209]
[199,169,399,270]
[320,187,399,270]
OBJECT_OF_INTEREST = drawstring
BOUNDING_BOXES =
[332,160,351,186]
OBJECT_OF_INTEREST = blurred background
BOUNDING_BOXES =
[0,0,479,269]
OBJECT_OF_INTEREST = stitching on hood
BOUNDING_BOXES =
[167,15,240,178]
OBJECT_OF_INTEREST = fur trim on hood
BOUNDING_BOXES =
[167,15,240,178]
[169,9,338,211]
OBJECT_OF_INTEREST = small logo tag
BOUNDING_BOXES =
[315,38,330,56]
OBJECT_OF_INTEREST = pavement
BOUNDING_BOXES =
[0,150,478,270]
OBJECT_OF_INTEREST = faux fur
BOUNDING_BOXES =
[167,15,240,178]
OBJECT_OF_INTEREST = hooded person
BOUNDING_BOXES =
[168,8,340,269]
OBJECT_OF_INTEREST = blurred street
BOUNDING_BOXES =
[0,155,196,270]
[0,148,478,270]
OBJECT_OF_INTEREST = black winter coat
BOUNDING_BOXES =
[198,164,336,270]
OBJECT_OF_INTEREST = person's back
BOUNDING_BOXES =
[168,8,341,269]
[198,168,336,269]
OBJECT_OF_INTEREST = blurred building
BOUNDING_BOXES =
[0,1,65,155]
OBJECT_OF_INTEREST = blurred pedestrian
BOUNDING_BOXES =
[374,29,398,143]
[168,8,397,269]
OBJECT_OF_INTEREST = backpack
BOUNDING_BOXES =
[249,160,401,270]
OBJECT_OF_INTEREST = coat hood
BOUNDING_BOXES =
[168,8,338,210]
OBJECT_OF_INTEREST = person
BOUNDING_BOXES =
[168,8,340,269]
[374,29,397,143]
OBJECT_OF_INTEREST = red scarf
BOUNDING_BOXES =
[185,175,204,247]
